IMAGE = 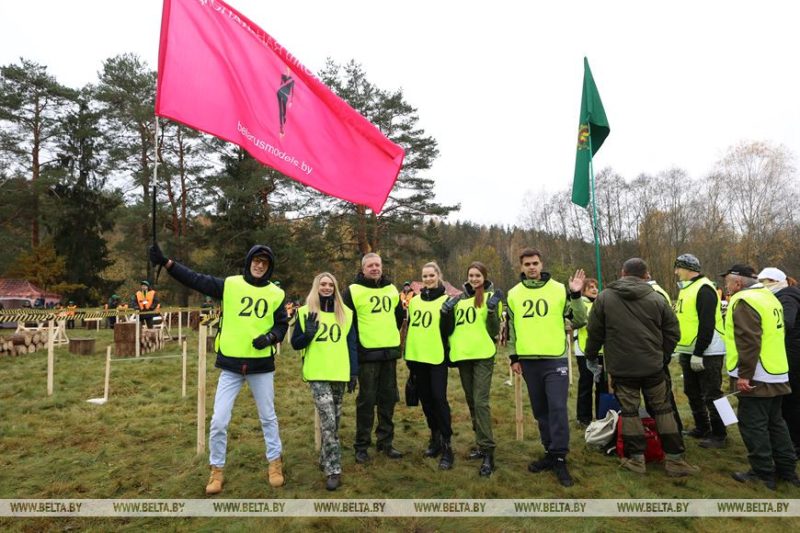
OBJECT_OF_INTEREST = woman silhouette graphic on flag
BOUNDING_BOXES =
[277,69,295,136]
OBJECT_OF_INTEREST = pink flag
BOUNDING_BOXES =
[156,0,405,212]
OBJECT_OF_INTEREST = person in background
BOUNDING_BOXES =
[400,281,415,316]
[722,264,799,489]
[586,258,697,477]
[673,253,727,449]
[132,280,160,329]
[105,294,122,329]
[291,272,358,491]
[573,278,607,427]
[758,267,800,458]
[66,301,77,329]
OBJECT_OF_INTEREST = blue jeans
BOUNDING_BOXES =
[209,370,282,467]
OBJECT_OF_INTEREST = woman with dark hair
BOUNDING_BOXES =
[404,262,455,470]
[443,261,503,476]
[291,272,358,491]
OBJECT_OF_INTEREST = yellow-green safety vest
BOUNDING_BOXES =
[507,279,567,357]
[675,276,725,355]
[404,294,448,364]
[650,282,672,306]
[349,283,400,349]
[575,298,602,356]
[297,305,353,382]
[217,276,285,358]
[449,292,496,362]
[725,286,788,382]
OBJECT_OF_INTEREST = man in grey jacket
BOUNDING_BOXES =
[585,258,698,477]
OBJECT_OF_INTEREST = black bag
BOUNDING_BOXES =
[405,375,419,407]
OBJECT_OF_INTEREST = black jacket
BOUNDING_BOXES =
[290,294,359,377]
[777,285,800,360]
[586,276,680,378]
[166,244,288,375]
[342,272,405,362]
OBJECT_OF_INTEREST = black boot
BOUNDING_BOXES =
[439,439,454,470]
[478,450,494,477]
[553,456,574,487]
[424,431,443,458]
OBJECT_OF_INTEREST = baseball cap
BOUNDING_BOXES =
[757,267,787,282]
[719,264,757,279]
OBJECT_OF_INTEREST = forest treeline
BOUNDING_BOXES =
[1,55,796,305]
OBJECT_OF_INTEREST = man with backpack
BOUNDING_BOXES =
[585,258,698,477]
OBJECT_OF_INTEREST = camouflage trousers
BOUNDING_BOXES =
[310,381,345,476]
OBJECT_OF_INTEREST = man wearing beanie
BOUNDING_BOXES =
[674,253,727,448]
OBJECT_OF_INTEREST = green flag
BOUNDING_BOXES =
[571,57,610,207]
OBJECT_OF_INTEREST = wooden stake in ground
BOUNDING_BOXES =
[47,320,54,397]
[182,340,187,398]
[178,310,182,343]
[514,373,524,441]
[135,313,141,358]
[567,327,574,386]
[103,346,111,400]
[314,408,322,452]
[197,324,207,455]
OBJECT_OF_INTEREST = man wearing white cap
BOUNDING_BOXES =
[758,267,800,457]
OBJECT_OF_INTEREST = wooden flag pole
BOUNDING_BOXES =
[197,325,207,455]
[47,319,54,397]
[514,373,524,441]
[314,408,322,452]
[182,340,187,398]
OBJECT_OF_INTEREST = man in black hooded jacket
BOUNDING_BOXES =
[150,243,288,494]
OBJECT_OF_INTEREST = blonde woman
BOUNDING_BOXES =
[291,272,358,491]
[404,262,456,470]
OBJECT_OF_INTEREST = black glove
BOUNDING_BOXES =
[347,375,358,394]
[149,243,168,267]
[487,289,505,312]
[304,312,319,338]
[441,297,459,315]
[252,332,276,350]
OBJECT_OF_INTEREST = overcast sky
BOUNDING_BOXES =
[1,0,798,226]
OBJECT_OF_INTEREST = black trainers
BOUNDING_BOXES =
[553,457,574,487]
[355,449,370,464]
[528,454,554,473]
[683,427,710,439]
[731,471,776,491]
[325,474,341,491]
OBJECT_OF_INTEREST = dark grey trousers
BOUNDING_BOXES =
[521,358,570,456]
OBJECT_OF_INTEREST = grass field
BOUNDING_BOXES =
[1,324,798,532]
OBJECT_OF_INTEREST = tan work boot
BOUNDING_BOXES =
[620,455,646,474]
[205,466,224,495]
[665,456,700,477]
[268,457,285,487]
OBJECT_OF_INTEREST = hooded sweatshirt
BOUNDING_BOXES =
[166,244,288,374]
[585,276,680,378]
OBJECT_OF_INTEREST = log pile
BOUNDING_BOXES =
[113,322,164,356]
[0,331,49,356]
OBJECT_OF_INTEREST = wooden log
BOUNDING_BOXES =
[114,322,137,357]
[27,344,36,354]
[11,334,32,346]
[32,332,41,344]
[68,337,96,355]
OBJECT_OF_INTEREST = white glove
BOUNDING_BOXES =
[690,355,705,372]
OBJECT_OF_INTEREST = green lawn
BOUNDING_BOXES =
[0,326,798,532]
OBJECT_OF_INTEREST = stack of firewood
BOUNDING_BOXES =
[0,331,48,356]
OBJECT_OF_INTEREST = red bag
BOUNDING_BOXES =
[616,417,665,463]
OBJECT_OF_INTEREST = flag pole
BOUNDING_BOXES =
[151,116,161,283]
[588,124,603,290]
